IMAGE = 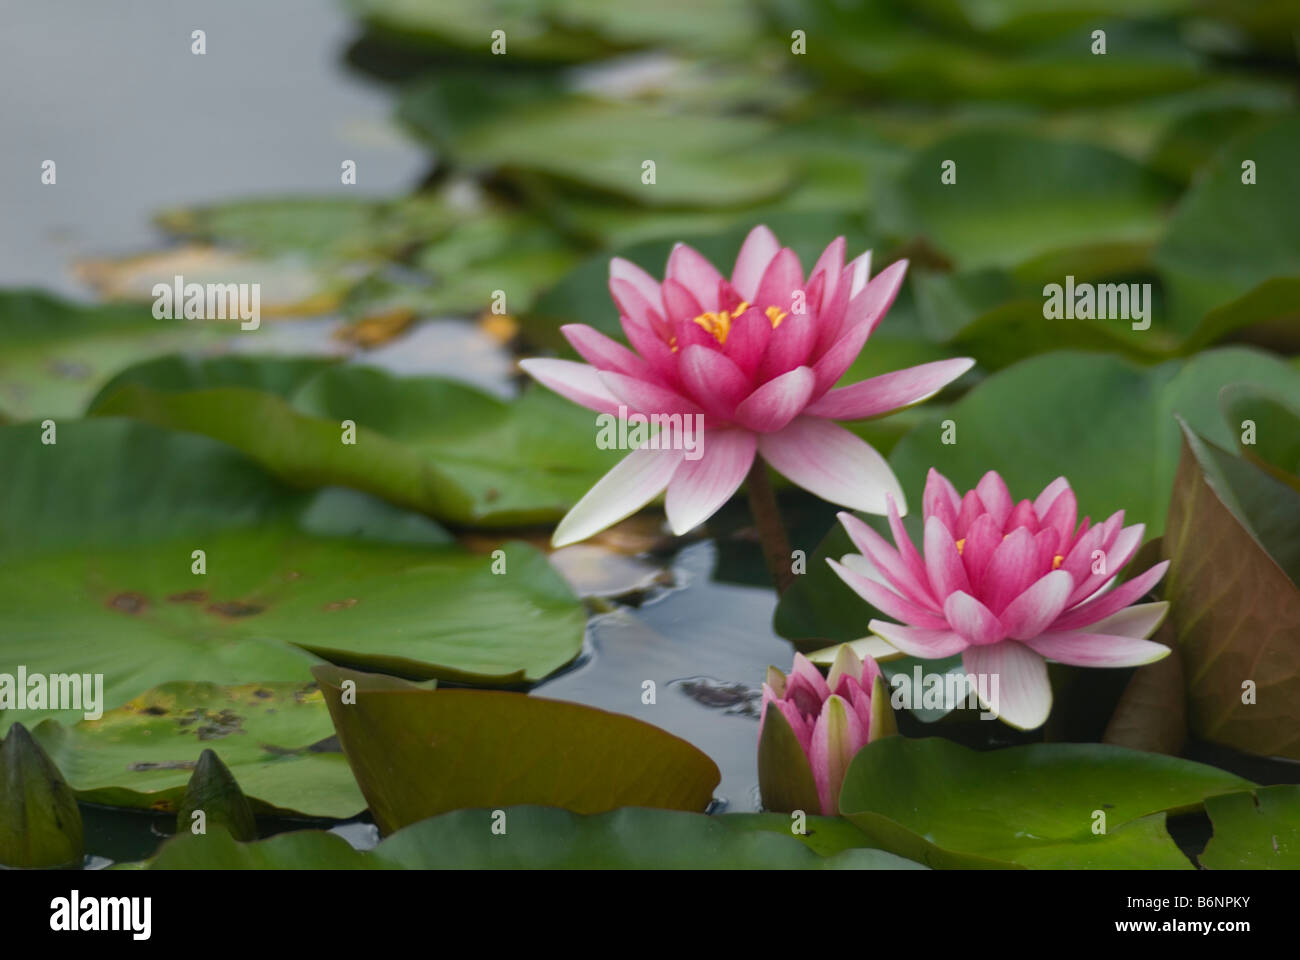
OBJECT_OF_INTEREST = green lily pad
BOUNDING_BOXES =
[838,737,1253,868]
[29,682,365,819]
[401,75,793,206]
[0,290,215,421]
[1200,785,1300,869]
[0,418,587,734]
[89,355,621,527]
[889,348,1300,538]
[1220,383,1300,489]
[313,665,721,833]
[776,349,1300,646]
[1155,116,1300,332]
[1162,423,1300,759]
[142,806,924,869]
[893,130,1176,271]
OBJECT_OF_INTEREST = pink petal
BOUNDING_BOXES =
[886,495,936,605]
[678,345,751,420]
[810,236,846,314]
[663,429,756,535]
[731,225,780,302]
[922,468,961,531]
[667,243,724,310]
[722,306,772,379]
[923,515,971,599]
[1038,483,1078,549]
[809,252,863,359]
[810,259,907,394]
[1033,477,1071,517]
[803,358,975,420]
[754,247,804,316]
[963,641,1052,730]
[758,312,817,382]
[980,527,1040,615]
[599,371,704,418]
[610,278,670,342]
[959,512,1002,595]
[758,417,905,515]
[975,471,1013,528]
[943,591,1005,646]
[998,570,1074,641]
[1007,499,1039,533]
[869,620,969,658]
[662,277,704,325]
[620,314,680,387]
[954,490,984,538]
[551,445,684,547]
[791,652,831,701]
[1085,601,1168,639]
[828,558,951,630]
[734,366,815,432]
[810,695,865,816]
[839,511,937,608]
[519,358,623,416]
[610,259,663,319]
[561,324,651,378]
[769,694,813,755]
[1068,522,1145,606]
[1051,561,1169,632]
[1024,631,1171,668]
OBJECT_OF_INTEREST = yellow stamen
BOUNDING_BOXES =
[1052,555,1064,570]
[688,300,792,346]
[955,538,966,555]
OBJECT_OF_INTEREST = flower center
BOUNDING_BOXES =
[955,537,1065,569]
[689,303,788,346]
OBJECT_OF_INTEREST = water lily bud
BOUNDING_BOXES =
[176,748,257,842]
[0,722,84,868]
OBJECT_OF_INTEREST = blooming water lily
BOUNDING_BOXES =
[829,469,1172,730]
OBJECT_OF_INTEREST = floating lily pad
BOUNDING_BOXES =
[142,806,923,869]
[402,76,793,206]
[894,130,1176,271]
[0,418,587,734]
[0,291,214,421]
[1162,424,1300,759]
[29,682,365,819]
[89,355,621,527]
[1200,785,1300,869]
[1220,383,1300,489]
[838,737,1252,868]
[1155,116,1300,332]
[313,665,722,832]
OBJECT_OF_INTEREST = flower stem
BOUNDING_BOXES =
[746,455,795,595]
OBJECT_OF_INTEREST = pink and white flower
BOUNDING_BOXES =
[520,226,974,546]
[828,469,1171,730]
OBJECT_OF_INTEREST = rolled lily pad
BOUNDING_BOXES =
[29,682,365,819]
[0,723,84,868]
[142,806,924,869]
[0,418,587,733]
[0,290,213,421]
[838,737,1253,868]
[1200,785,1300,869]
[1162,423,1300,759]
[89,355,621,527]
[313,665,721,832]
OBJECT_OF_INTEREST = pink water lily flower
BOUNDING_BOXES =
[760,646,889,816]
[828,469,1172,731]
[520,225,974,546]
